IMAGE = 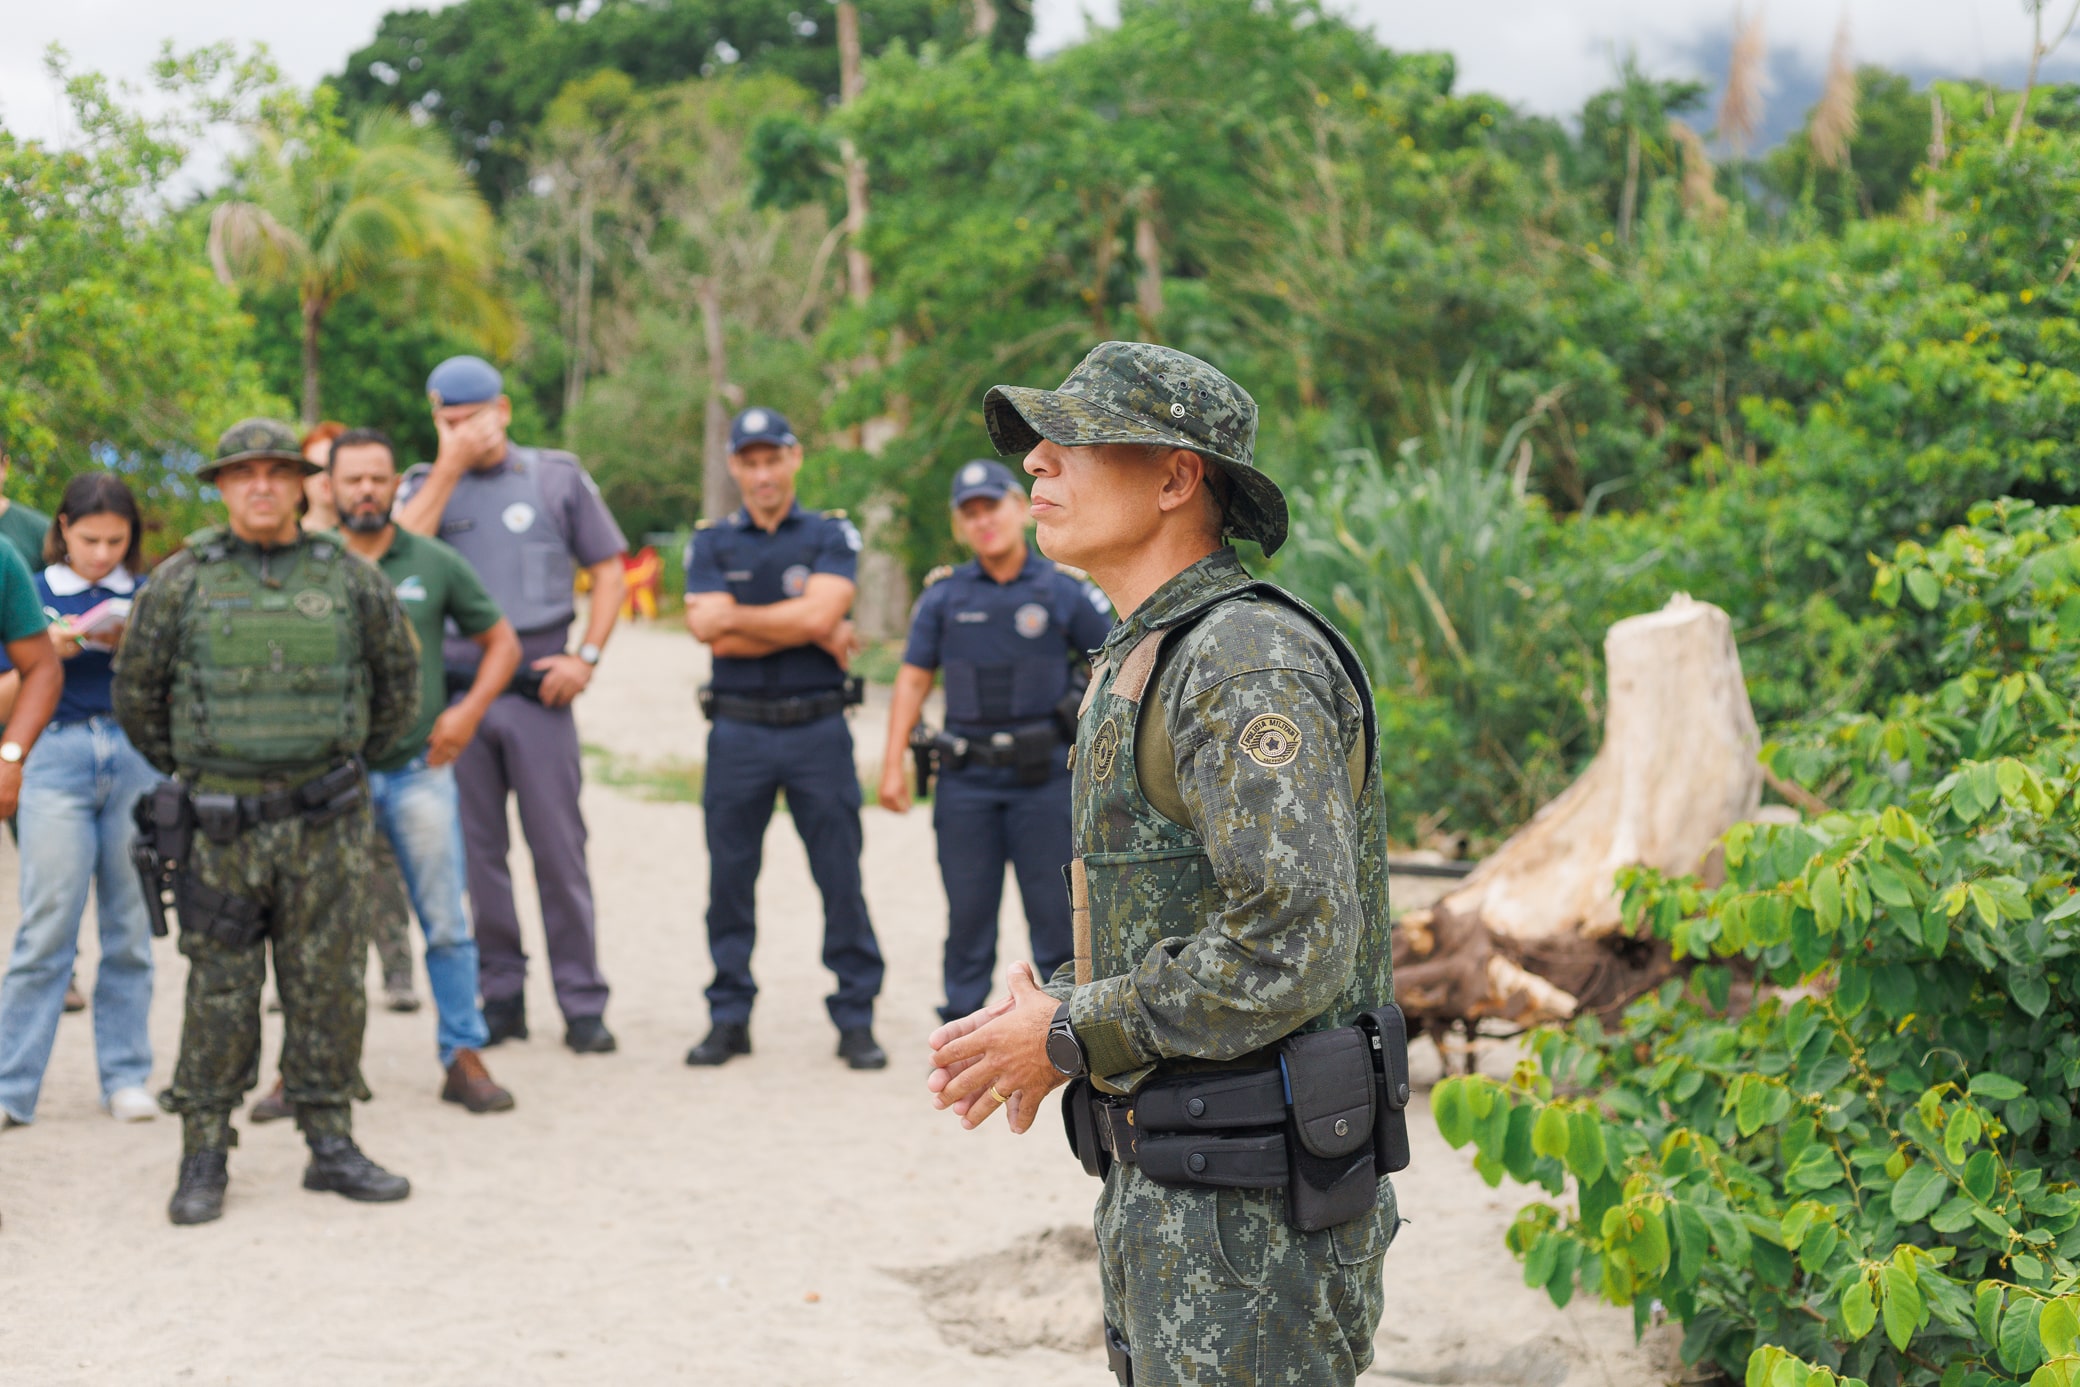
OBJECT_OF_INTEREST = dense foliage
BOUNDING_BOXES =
[1435,499,2080,1385]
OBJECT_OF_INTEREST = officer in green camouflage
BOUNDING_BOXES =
[113,419,424,1227]
[927,343,1398,1385]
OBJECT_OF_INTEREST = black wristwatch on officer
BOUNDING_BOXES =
[1046,1002,1087,1079]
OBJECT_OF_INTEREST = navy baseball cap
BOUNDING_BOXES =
[730,407,797,453]
[950,458,1020,506]
[426,355,504,407]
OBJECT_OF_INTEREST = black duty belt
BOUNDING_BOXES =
[937,721,1063,769]
[1082,1068,1292,1189]
[699,678,864,727]
[189,759,366,844]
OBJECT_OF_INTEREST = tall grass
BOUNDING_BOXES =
[1278,363,1601,839]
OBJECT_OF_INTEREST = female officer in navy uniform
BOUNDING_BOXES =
[880,460,1113,1021]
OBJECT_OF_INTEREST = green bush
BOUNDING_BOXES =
[1433,499,2080,1386]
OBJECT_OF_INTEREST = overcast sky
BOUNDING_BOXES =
[5,0,2080,153]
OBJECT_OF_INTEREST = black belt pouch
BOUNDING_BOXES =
[1061,1079,1111,1179]
[1360,1004,1413,1174]
[1280,1028,1378,1231]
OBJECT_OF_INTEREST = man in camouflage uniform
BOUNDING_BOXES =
[113,419,423,1226]
[927,343,1399,1385]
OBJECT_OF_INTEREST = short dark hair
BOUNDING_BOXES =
[328,427,397,471]
[46,471,143,573]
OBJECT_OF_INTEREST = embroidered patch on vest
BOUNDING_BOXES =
[1238,713,1301,768]
[1015,603,1049,638]
[294,590,335,620]
[1090,716,1122,780]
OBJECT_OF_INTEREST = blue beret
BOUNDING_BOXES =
[426,355,504,407]
[730,407,797,453]
[950,458,1020,505]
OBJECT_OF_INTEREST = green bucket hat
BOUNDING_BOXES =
[983,341,1287,555]
[200,418,317,482]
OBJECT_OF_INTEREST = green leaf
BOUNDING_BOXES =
[1868,864,1917,909]
[1736,1076,1770,1138]
[1522,1231,1560,1291]
[1972,1073,2030,1101]
[1931,1195,1978,1233]
[1907,566,1942,609]
[2045,891,2080,922]
[1532,1104,1571,1160]
[1964,1149,2000,1202]
[1673,1203,1709,1287]
[1979,1281,2006,1346]
[1892,1161,1949,1222]
[2005,1295,2048,1374]
[1884,1261,1925,1352]
[1432,1077,1471,1147]
[1811,867,1843,933]
[1842,1277,1878,1340]
[2014,969,2053,1019]
[2028,1361,2080,1387]
[1567,1110,1607,1187]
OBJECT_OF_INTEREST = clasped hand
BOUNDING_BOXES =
[926,962,1069,1133]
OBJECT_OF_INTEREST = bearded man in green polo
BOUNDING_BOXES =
[926,343,1401,1386]
[114,418,423,1226]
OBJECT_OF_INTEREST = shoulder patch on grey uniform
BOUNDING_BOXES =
[1238,712,1302,769]
[922,564,955,588]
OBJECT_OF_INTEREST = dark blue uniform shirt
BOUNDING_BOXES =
[903,548,1113,737]
[686,501,862,696]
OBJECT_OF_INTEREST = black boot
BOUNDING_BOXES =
[837,1026,887,1071]
[169,1150,229,1226]
[685,1022,751,1066]
[302,1134,411,1203]
[483,994,528,1046]
[564,1016,617,1054]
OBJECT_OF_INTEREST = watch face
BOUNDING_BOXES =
[1047,1024,1084,1077]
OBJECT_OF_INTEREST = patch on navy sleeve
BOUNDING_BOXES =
[1238,713,1301,769]
[836,517,862,552]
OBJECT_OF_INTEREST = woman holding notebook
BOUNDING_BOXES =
[0,472,161,1127]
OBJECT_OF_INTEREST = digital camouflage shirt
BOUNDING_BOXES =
[1052,547,1393,1094]
[113,526,422,781]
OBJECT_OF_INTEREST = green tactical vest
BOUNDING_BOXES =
[1069,566,1394,1072]
[169,529,369,778]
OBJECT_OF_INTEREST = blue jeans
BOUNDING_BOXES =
[368,758,488,1066]
[0,717,160,1121]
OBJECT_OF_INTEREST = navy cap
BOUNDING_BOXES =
[426,355,504,407]
[730,407,797,453]
[950,458,1020,506]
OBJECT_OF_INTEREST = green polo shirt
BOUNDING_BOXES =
[0,540,47,645]
[367,526,504,773]
[0,502,50,569]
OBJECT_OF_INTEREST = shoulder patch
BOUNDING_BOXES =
[922,564,955,589]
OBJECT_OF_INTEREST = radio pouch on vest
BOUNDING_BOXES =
[1360,1004,1413,1174]
[1280,1027,1379,1231]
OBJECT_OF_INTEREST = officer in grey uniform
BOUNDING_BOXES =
[396,356,628,1055]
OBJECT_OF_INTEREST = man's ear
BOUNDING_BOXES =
[1153,448,1208,515]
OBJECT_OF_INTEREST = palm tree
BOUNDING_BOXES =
[209,98,511,425]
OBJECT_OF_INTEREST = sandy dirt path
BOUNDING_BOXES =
[0,621,1677,1385]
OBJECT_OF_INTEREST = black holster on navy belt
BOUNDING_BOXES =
[915,720,1061,787]
[1060,1003,1413,1232]
[698,677,864,727]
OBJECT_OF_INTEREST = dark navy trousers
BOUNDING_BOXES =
[932,765,1075,1022]
[702,713,883,1030]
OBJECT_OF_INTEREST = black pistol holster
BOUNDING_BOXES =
[909,724,938,798]
[129,780,193,939]
[1061,1003,1413,1233]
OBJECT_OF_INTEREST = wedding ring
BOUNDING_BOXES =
[989,1086,1009,1104]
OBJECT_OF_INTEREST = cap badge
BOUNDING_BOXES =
[744,409,769,433]
[962,462,987,485]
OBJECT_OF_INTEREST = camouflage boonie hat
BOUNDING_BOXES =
[201,418,317,481]
[983,341,1287,554]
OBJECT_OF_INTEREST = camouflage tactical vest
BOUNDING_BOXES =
[1069,564,1394,1069]
[170,530,369,777]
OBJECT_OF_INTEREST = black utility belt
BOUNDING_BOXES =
[445,664,548,705]
[1062,1004,1412,1232]
[698,678,864,727]
[189,759,367,844]
[937,721,1063,769]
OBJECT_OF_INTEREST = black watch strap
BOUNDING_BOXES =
[1046,1000,1087,1078]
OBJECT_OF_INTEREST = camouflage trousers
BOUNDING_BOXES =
[366,830,412,984]
[1094,1164,1398,1386]
[167,804,375,1155]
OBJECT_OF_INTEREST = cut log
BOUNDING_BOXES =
[1393,594,1764,1040]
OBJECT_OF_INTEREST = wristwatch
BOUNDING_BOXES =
[577,642,603,666]
[0,742,23,765]
[1046,1002,1087,1079]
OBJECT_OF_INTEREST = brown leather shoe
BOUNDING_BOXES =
[249,1078,293,1123]
[441,1049,515,1114]
[63,977,85,1014]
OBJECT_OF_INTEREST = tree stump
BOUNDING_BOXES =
[1393,594,1764,1043]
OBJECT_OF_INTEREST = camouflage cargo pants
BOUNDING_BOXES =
[167,804,375,1154]
[366,829,413,985]
[1095,1164,1398,1386]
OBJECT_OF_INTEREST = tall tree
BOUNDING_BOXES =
[209,90,510,426]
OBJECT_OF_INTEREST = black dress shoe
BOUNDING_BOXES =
[564,1016,617,1054]
[483,995,528,1046]
[837,1026,887,1070]
[302,1135,410,1202]
[685,1022,751,1066]
[169,1150,229,1226]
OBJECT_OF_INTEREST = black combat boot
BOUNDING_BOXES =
[482,994,527,1045]
[685,1022,751,1066]
[302,1134,411,1202]
[169,1150,229,1226]
[563,1016,617,1054]
[837,1026,887,1071]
